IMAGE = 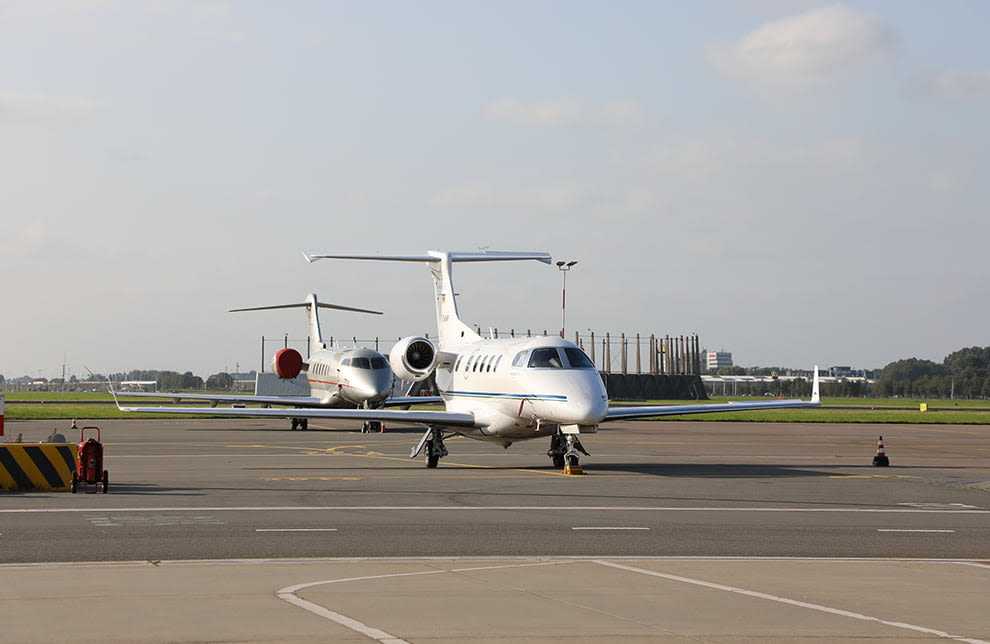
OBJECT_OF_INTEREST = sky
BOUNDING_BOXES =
[2,0,989,380]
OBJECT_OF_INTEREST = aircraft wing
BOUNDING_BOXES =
[114,390,444,408]
[113,391,327,408]
[605,367,821,420]
[111,394,478,428]
[604,397,819,421]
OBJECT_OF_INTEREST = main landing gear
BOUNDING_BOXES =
[411,427,449,468]
[548,430,589,471]
[361,421,383,433]
[290,418,309,431]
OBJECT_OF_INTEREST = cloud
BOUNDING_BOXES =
[904,69,990,101]
[483,97,584,127]
[0,90,102,128]
[707,4,900,90]
[425,182,497,209]
[0,221,51,256]
[600,99,645,125]
[483,97,646,128]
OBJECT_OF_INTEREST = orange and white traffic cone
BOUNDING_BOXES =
[872,435,889,467]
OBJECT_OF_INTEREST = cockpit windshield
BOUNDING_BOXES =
[527,348,564,368]
[522,346,596,369]
[342,356,388,370]
[564,347,595,369]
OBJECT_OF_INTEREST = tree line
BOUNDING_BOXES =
[874,347,990,398]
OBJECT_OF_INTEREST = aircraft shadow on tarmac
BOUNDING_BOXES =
[587,463,832,477]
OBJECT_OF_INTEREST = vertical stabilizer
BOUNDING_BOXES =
[305,293,325,355]
[229,296,382,357]
[427,251,480,345]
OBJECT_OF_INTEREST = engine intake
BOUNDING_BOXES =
[272,348,305,379]
[389,336,436,382]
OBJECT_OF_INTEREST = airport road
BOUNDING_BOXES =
[2,418,989,643]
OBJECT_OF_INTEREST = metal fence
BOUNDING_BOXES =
[262,331,701,377]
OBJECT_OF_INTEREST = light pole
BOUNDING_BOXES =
[556,260,577,338]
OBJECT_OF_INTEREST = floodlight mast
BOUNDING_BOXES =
[556,260,578,338]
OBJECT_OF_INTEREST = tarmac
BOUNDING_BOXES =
[1,417,988,642]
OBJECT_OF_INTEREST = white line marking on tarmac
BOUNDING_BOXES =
[877,529,956,533]
[572,527,650,530]
[3,505,988,514]
[276,561,564,644]
[256,528,338,532]
[594,560,989,644]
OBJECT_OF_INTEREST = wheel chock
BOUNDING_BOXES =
[563,463,584,475]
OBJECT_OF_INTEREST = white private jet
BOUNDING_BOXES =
[115,293,434,432]
[115,252,820,471]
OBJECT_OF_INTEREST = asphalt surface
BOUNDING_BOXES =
[2,417,988,642]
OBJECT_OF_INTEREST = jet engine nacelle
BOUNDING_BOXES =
[389,336,436,382]
[272,348,305,380]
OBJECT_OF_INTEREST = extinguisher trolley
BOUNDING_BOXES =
[72,426,109,494]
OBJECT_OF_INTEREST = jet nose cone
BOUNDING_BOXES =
[343,369,393,403]
[567,395,608,424]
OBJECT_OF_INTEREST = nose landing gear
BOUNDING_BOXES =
[548,430,589,474]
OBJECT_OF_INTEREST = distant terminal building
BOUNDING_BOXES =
[706,351,733,371]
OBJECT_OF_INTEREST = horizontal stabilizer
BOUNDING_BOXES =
[304,251,552,265]
[230,302,381,315]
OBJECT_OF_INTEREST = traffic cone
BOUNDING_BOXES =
[71,419,78,430]
[872,435,889,467]
[380,422,387,433]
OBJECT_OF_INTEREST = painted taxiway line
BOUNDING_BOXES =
[256,528,338,532]
[274,558,990,644]
[595,560,990,644]
[572,526,650,530]
[877,529,956,533]
[3,505,987,513]
[276,561,565,644]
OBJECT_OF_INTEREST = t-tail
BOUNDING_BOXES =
[304,251,552,346]
[229,294,382,357]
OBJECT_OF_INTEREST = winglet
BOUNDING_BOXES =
[811,366,821,404]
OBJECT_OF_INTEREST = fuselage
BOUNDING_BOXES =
[306,347,393,407]
[435,335,608,441]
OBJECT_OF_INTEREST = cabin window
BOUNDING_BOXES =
[454,355,463,372]
[564,347,595,369]
[493,355,503,371]
[528,347,564,368]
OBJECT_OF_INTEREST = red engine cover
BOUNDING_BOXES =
[273,348,304,379]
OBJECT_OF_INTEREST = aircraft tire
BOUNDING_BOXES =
[552,454,565,468]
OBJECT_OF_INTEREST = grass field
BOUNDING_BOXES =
[3,391,990,424]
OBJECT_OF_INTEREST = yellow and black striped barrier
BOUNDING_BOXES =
[0,444,78,491]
